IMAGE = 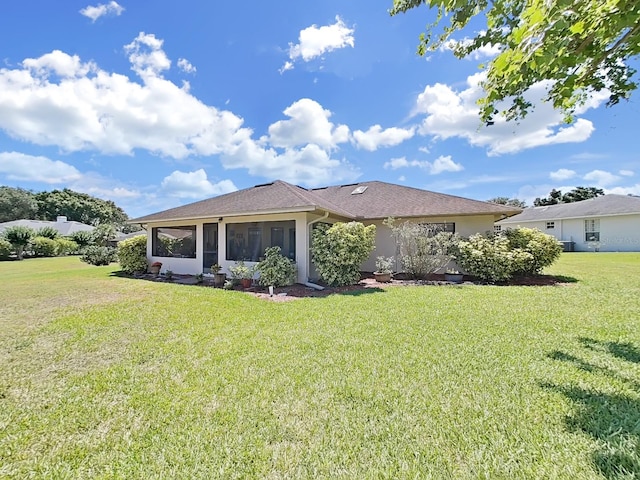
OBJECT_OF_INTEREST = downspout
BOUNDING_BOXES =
[305,210,330,287]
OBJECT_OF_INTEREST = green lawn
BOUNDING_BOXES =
[1,254,639,479]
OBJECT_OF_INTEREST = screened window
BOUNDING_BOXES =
[494,225,502,233]
[226,221,295,261]
[421,222,456,234]
[152,226,196,258]
[585,219,600,242]
[546,221,555,229]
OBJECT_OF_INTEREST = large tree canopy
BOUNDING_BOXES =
[390,0,640,122]
[534,186,604,206]
[487,196,526,208]
[0,187,38,222]
[35,189,129,227]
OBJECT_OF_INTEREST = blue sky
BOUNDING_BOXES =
[0,1,638,218]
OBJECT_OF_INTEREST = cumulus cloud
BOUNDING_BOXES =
[79,1,124,22]
[177,58,196,74]
[549,168,577,181]
[620,169,635,177]
[352,125,415,151]
[161,169,237,199]
[266,98,349,150]
[414,72,607,156]
[606,184,640,196]
[383,155,463,175]
[440,37,501,60]
[124,32,171,77]
[0,152,82,183]
[583,169,621,187]
[282,16,354,72]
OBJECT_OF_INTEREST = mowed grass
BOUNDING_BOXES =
[1,254,639,479]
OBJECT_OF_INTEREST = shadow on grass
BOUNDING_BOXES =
[545,341,640,478]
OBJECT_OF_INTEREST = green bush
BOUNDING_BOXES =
[3,225,35,260]
[456,234,532,283]
[70,230,94,248]
[117,234,148,274]
[55,238,79,256]
[311,222,376,286]
[0,238,12,259]
[80,246,117,266]
[503,227,563,275]
[256,246,296,287]
[31,236,58,257]
[36,226,60,239]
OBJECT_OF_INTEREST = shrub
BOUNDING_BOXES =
[70,230,94,248]
[311,222,376,286]
[456,234,533,283]
[55,238,79,256]
[80,246,117,266]
[36,226,60,239]
[385,219,459,279]
[3,225,35,260]
[503,227,563,275]
[117,234,147,274]
[31,236,58,257]
[0,238,12,259]
[229,260,255,280]
[256,246,296,287]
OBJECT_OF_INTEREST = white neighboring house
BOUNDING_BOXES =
[0,216,95,236]
[496,195,640,252]
[130,180,520,281]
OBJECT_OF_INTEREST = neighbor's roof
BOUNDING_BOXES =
[0,219,95,236]
[498,194,640,224]
[131,180,521,223]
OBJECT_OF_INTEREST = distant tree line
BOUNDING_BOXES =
[0,186,138,232]
[487,186,606,209]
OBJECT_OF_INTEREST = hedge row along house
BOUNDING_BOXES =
[130,180,520,283]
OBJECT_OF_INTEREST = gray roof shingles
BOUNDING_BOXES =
[0,219,95,236]
[498,194,640,223]
[131,180,521,223]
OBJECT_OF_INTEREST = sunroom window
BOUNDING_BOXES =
[226,221,295,261]
[152,226,196,258]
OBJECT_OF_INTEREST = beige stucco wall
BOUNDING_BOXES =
[500,214,640,252]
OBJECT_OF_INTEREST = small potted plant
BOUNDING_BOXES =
[444,268,464,283]
[211,263,226,287]
[149,261,162,275]
[373,256,393,283]
[229,260,255,288]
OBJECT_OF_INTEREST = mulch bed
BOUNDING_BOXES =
[127,272,575,302]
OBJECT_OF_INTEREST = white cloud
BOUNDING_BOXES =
[266,98,349,149]
[177,58,196,74]
[620,170,635,177]
[22,50,95,78]
[161,169,237,199]
[0,152,82,183]
[383,155,463,175]
[606,184,640,196]
[79,1,124,22]
[124,32,171,77]
[283,16,354,71]
[550,168,577,181]
[414,72,607,156]
[440,37,501,60]
[583,169,621,187]
[352,125,414,151]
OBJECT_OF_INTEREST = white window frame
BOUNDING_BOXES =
[546,221,555,229]
[584,219,600,242]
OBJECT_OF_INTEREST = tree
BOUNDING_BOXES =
[534,186,604,206]
[3,225,35,260]
[390,0,640,122]
[0,186,37,222]
[487,197,526,208]
[35,189,129,227]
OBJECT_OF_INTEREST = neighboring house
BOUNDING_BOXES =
[130,180,521,282]
[496,194,640,252]
[0,216,95,237]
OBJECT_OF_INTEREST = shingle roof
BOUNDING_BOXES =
[0,219,94,236]
[497,194,640,224]
[131,180,521,223]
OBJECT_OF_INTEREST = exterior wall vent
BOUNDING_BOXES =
[351,186,368,195]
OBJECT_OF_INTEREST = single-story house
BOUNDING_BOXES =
[496,194,640,252]
[0,216,94,237]
[130,180,521,282]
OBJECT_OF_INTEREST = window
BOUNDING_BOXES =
[585,219,600,242]
[546,221,555,229]
[421,222,456,234]
[494,225,502,233]
[226,221,296,261]
[152,226,196,258]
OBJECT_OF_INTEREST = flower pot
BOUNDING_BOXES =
[149,265,161,275]
[374,272,392,283]
[444,273,464,284]
[214,272,226,287]
[240,278,252,288]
